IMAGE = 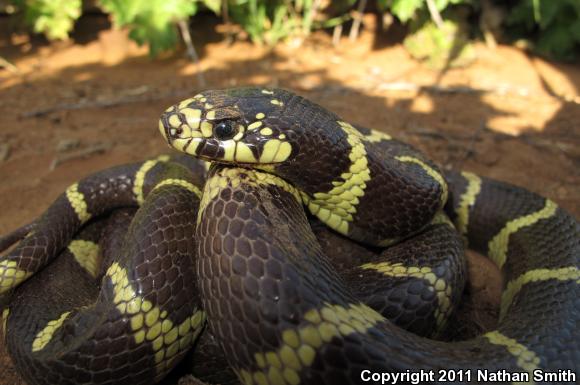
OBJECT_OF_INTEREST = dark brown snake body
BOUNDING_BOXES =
[0,87,577,385]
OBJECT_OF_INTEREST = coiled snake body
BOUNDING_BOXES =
[1,87,578,385]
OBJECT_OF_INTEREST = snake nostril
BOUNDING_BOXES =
[169,126,183,139]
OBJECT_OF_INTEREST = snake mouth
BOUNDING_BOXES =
[168,134,293,166]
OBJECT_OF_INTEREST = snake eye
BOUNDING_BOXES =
[214,121,236,140]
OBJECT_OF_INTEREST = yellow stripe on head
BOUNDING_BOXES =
[488,200,557,269]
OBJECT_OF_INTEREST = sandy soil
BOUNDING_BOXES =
[0,14,578,385]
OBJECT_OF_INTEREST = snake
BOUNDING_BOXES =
[0,86,577,385]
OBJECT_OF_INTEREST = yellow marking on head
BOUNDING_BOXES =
[0,260,33,294]
[203,160,212,173]
[500,266,579,320]
[235,142,256,163]
[270,99,283,106]
[168,114,180,128]
[455,172,482,236]
[256,112,265,120]
[200,121,213,138]
[106,262,206,375]
[66,183,91,223]
[361,262,453,331]
[278,134,286,140]
[364,129,392,142]
[32,311,71,352]
[233,131,244,142]
[178,98,194,109]
[152,178,202,198]
[488,199,557,269]
[181,108,202,129]
[395,156,448,206]
[261,90,274,95]
[221,139,237,160]
[159,120,169,141]
[68,240,101,278]
[205,110,216,120]
[260,127,273,136]
[133,159,166,205]
[248,121,263,131]
[259,140,280,163]
[238,303,383,385]
[2,308,9,335]
[204,103,213,110]
[305,121,372,237]
[484,331,540,378]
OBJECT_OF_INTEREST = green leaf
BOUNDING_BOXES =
[23,0,82,40]
[202,0,221,14]
[98,0,198,56]
[391,0,424,22]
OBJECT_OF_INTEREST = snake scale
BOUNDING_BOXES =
[0,87,578,385]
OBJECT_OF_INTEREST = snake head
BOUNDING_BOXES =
[159,87,296,165]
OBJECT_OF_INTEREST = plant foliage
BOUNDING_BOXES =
[14,0,82,40]
[98,0,199,56]
[6,0,580,61]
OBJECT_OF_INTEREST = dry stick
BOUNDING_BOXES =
[21,89,194,118]
[302,0,322,36]
[0,143,10,162]
[348,0,368,42]
[177,20,206,88]
[222,0,234,44]
[332,23,343,47]
[50,142,112,170]
[426,0,444,29]
[0,56,18,73]
[457,122,486,165]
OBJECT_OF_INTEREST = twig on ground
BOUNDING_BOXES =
[348,0,368,42]
[0,56,18,73]
[177,20,206,87]
[0,143,10,162]
[21,89,193,118]
[332,24,343,47]
[458,122,486,163]
[221,0,234,44]
[50,142,112,170]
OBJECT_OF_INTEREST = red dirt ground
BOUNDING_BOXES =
[0,14,578,385]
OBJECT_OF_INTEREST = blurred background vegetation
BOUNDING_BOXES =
[1,0,579,65]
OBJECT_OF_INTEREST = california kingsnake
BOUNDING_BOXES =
[0,87,577,385]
